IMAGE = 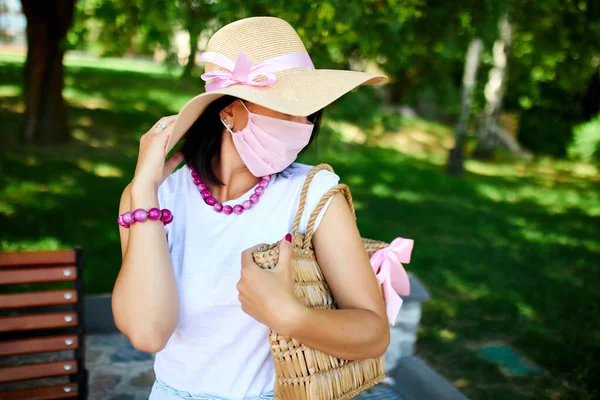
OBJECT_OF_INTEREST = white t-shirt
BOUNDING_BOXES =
[154,163,339,399]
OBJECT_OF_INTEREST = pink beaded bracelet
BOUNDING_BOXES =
[118,208,173,228]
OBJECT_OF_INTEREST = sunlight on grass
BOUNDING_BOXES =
[65,55,181,76]
[1,97,24,113]
[0,52,181,77]
[453,378,470,389]
[352,199,364,211]
[371,183,393,197]
[369,182,425,202]
[508,213,600,252]
[0,84,21,97]
[394,191,425,202]
[347,174,366,186]
[441,270,489,300]
[466,160,528,178]
[2,181,48,199]
[0,201,15,216]
[25,155,39,166]
[326,120,366,144]
[0,237,66,251]
[0,53,25,63]
[64,87,113,110]
[77,116,93,127]
[429,298,459,318]
[474,183,505,202]
[517,301,538,320]
[374,116,454,161]
[146,88,197,113]
[438,329,457,341]
[535,156,599,179]
[77,160,123,178]
[379,171,396,182]
[72,128,117,149]
[1,176,83,211]
[467,157,599,181]
[474,181,600,216]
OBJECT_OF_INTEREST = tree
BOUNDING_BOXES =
[21,0,76,144]
[447,38,483,175]
[510,0,600,156]
[179,0,206,79]
[68,0,174,57]
[474,11,512,159]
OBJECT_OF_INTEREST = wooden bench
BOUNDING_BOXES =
[0,249,88,399]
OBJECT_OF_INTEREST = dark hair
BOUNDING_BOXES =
[181,95,323,186]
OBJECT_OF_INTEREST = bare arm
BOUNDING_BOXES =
[111,116,183,353]
[238,192,390,360]
[282,193,390,360]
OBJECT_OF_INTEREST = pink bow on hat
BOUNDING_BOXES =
[370,237,413,325]
[199,50,314,92]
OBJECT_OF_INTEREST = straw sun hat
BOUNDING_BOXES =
[166,16,388,152]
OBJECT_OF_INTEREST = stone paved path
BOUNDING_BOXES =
[86,333,404,400]
[86,334,155,399]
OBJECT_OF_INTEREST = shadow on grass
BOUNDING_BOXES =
[1,58,599,400]
[301,142,599,399]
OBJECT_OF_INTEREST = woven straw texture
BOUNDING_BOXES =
[252,164,389,400]
[167,17,388,153]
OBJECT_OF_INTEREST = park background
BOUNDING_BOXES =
[0,0,599,399]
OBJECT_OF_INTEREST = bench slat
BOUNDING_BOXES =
[0,289,78,309]
[0,251,75,268]
[0,267,77,285]
[0,312,78,333]
[0,383,78,400]
[0,335,79,356]
[0,361,78,383]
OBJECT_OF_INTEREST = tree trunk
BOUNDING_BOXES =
[447,38,483,176]
[21,0,76,145]
[182,30,199,79]
[474,14,512,160]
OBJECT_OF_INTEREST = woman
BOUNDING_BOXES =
[112,16,390,400]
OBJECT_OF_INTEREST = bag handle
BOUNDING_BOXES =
[303,184,355,248]
[291,164,335,237]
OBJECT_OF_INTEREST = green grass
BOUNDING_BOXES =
[1,55,599,400]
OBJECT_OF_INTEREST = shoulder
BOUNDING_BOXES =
[281,163,341,235]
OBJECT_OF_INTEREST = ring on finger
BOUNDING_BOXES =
[156,122,168,131]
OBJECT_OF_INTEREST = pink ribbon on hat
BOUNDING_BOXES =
[370,237,413,325]
[199,50,314,92]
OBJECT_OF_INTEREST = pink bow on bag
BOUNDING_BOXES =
[370,237,413,325]
[199,50,314,92]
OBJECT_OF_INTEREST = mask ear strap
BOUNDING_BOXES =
[238,99,251,113]
[221,117,234,134]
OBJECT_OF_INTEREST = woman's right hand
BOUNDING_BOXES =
[133,116,185,189]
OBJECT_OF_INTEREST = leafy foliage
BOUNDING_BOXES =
[569,113,600,167]
[66,0,600,158]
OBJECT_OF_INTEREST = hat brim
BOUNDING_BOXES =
[166,68,387,153]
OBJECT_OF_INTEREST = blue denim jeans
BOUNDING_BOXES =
[149,380,275,400]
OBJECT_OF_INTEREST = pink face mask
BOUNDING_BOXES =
[221,100,314,177]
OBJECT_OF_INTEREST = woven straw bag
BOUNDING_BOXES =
[252,164,391,400]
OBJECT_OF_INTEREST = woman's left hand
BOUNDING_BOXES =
[238,235,303,333]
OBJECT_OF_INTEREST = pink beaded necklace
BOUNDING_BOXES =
[190,167,271,215]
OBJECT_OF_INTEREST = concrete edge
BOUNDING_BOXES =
[405,273,431,303]
[391,356,469,400]
[85,294,118,334]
